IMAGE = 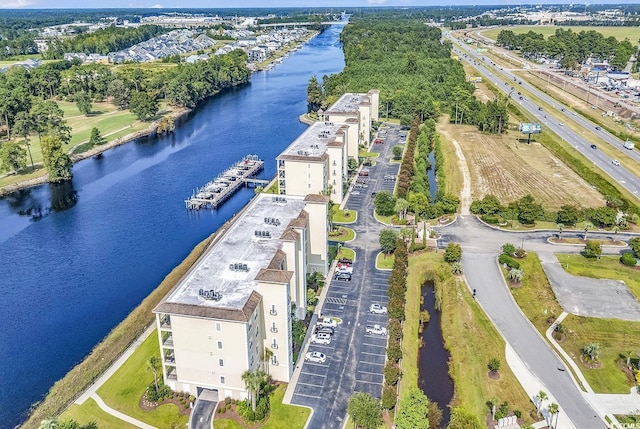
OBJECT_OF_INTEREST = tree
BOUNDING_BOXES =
[241,369,266,412]
[516,194,543,225]
[396,386,430,429]
[379,228,398,255]
[535,390,548,417]
[395,198,409,220]
[107,78,131,109]
[0,141,27,172]
[374,191,396,216]
[488,357,501,373]
[501,243,516,256]
[629,237,640,258]
[129,91,159,121]
[428,401,443,429]
[508,268,524,284]
[307,75,323,113]
[74,92,92,116]
[147,356,160,393]
[392,145,403,160]
[548,402,559,429]
[39,419,58,429]
[582,221,594,241]
[40,135,72,183]
[556,205,579,225]
[451,261,463,275]
[583,240,602,259]
[88,127,106,147]
[13,111,35,169]
[263,347,273,374]
[444,242,462,263]
[581,343,600,362]
[347,392,382,429]
[31,99,68,141]
[448,407,483,429]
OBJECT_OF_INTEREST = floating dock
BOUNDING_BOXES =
[185,155,265,210]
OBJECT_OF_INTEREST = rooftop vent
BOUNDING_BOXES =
[264,217,281,226]
[272,196,287,204]
[254,230,271,238]
[229,263,250,272]
[199,289,222,301]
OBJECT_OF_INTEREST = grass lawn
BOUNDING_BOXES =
[213,385,310,429]
[96,331,188,428]
[558,315,640,393]
[62,398,137,429]
[374,212,394,225]
[556,254,640,300]
[329,227,355,242]
[481,25,639,42]
[405,252,533,421]
[436,118,464,198]
[376,252,394,270]
[508,253,564,333]
[333,208,357,224]
[359,150,381,158]
[337,247,355,261]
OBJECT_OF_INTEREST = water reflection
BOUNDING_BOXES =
[2,180,77,221]
[49,181,78,212]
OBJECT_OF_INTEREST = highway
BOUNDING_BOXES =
[447,34,640,200]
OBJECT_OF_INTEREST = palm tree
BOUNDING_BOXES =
[263,348,274,375]
[39,419,58,429]
[582,343,600,362]
[556,223,564,240]
[548,402,559,428]
[241,369,266,412]
[451,261,463,275]
[147,356,160,393]
[612,225,620,242]
[583,221,594,241]
[508,268,524,284]
[535,390,547,417]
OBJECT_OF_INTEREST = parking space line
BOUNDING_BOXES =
[358,360,384,366]
[358,369,383,375]
[355,379,383,385]
[361,351,385,357]
[293,393,322,400]
[303,362,330,368]
[362,342,386,348]
[300,371,328,378]
[296,381,324,388]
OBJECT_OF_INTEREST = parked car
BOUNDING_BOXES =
[311,333,332,345]
[366,324,387,336]
[335,272,352,281]
[315,325,335,335]
[369,304,388,314]
[374,139,384,144]
[317,317,338,328]
[305,351,327,363]
[359,170,369,176]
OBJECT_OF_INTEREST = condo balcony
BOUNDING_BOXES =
[160,316,172,330]
[162,333,174,348]
[270,326,278,333]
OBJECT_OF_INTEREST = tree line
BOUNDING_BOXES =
[496,28,637,70]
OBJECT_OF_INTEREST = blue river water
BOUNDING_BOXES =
[0,25,345,428]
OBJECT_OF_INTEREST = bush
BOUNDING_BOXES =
[255,396,270,421]
[629,237,640,258]
[501,243,516,256]
[387,339,403,363]
[384,362,401,386]
[481,214,500,224]
[444,242,462,263]
[514,410,522,419]
[381,386,397,410]
[495,401,510,420]
[621,252,637,267]
[488,357,501,373]
[513,247,526,258]
[498,253,520,269]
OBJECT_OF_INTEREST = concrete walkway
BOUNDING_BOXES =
[74,324,158,429]
[538,251,640,320]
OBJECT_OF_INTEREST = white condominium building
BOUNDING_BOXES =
[153,193,329,400]
[277,121,350,204]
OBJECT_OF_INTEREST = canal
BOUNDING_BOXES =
[0,24,346,428]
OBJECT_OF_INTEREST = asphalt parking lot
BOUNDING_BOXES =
[290,124,401,427]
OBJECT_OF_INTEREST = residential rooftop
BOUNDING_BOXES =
[278,121,345,160]
[161,193,307,312]
[326,92,370,115]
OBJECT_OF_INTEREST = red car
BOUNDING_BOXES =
[374,139,384,144]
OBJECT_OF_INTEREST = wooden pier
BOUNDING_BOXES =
[185,155,264,210]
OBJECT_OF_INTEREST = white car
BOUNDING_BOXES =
[311,333,332,345]
[369,304,388,314]
[366,324,387,336]
[305,351,327,363]
[317,317,337,328]
[612,159,621,166]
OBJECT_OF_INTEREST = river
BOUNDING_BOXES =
[0,24,346,428]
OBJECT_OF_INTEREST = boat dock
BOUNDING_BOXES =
[185,155,265,210]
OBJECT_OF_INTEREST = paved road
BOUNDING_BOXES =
[447,34,640,199]
[438,215,639,429]
[290,125,400,428]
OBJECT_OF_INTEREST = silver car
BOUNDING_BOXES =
[305,351,327,363]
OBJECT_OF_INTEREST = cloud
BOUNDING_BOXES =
[0,0,33,7]
[151,3,163,7]
[367,0,387,3]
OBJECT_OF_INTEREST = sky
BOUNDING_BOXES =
[4,0,640,9]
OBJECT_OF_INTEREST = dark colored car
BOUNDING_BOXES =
[590,144,597,149]
[595,126,601,131]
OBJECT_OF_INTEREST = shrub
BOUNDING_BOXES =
[501,243,516,256]
[444,242,462,263]
[498,253,520,269]
[514,410,522,419]
[481,214,500,224]
[629,237,640,258]
[621,252,637,267]
[513,247,526,258]
[488,357,501,373]
[387,339,403,363]
[381,386,397,410]
[495,401,510,420]
[388,319,403,341]
[384,362,401,386]
[583,240,602,258]
[255,396,270,421]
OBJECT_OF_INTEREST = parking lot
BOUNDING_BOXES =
[290,125,401,427]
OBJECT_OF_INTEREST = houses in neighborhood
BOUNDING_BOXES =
[106,29,216,63]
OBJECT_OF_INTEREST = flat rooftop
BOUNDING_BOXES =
[164,193,307,311]
[326,92,369,114]
[278,121,344,159]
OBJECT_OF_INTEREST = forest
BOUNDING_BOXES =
[496,28,637,70]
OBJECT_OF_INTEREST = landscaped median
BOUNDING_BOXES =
[332,208,357,224]
[505,252,640,394]
[376,252,394,270]
[328,226,355,242]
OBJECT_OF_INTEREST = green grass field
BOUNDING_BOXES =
[376,252,394,270]
[333,208,357,224]
[336,247,355,261]
[481,26,639,42]
[96,330,188,428]
[330,227,355,242]
[62,398,137,429]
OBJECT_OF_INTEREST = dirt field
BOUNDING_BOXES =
[481,26,638,42]
[438,122,605,209]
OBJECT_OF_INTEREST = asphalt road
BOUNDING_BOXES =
[289,125,400,428]
[448,35,640,199]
